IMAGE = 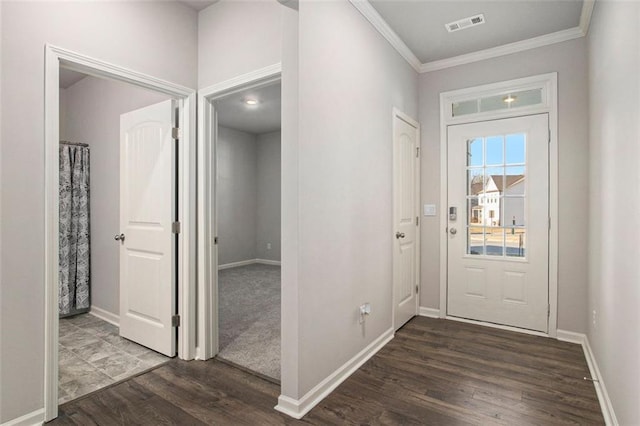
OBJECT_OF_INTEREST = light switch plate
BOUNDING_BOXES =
[423,204,437,216]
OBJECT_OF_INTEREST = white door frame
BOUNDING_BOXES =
[391,108,421,330]
[44,44,196,421]
[439,72,558,337]
[196,64,282,360]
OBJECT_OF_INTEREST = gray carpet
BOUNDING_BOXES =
[218,263,280,381]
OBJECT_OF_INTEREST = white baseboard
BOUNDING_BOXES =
[275,328,394,419]
[218,259,257,270]
[418,307,440,318]
[556,329,585,345]
[1,408,44,426]
[556,329,617,425]
[89,306,120,327]
[218,258,281,270]
[255,258,281,266]
[582,336,618,425]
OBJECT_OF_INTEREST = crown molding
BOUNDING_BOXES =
[579,0,595,36]
[348,0,422,73]
[350,0,596,75]
[420,26,584,73]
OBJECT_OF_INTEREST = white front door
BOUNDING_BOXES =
[393,112,420,330]
[447,114,549,332]
[119,99,177,356]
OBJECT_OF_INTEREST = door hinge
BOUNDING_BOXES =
[416,285,419,293]
[172,315,180,327]
[172,221,181,234]
[416,147,420,157]
[214,236,218,245]
[549,218,551,230]
[548,129,551,143]
[547,304,551,317]
[172,127,182,140]
[416,216,419,226]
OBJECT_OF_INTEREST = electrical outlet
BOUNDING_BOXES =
[359,303,371,324]
[267,243,271,250]
[592,309,597,326]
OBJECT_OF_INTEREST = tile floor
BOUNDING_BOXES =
[58,313,169,404]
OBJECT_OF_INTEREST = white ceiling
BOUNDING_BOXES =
[177,0,218,11]
[59,68,87,89]
[215,82,281,135]
[369,0,584,64]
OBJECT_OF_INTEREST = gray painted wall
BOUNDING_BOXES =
[61,76,169,316]
[256,131,282,261]
[217,127,281,265]
[280,5,300,399]
[0,1,197,421]
[198,0,283,89]
[418,38,589,334]
[217,126,258,265]
[295,1,418,397]
[588,2,640,423]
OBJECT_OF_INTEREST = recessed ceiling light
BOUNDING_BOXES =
[503,95,517,104]
[245,99,259,105]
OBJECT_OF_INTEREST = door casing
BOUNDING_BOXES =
[438,73,558,338]
[196,64,282,361]
[43,45,196,421]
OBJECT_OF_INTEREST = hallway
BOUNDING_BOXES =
[52,317,603,425]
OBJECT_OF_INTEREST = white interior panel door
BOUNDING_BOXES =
[119,99,176,356]
[447,114,549,332]
[393,113,420,330]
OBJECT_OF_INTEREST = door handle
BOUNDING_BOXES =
[395,232,405,239]
[449,228,457,235]
[114,233,125,242]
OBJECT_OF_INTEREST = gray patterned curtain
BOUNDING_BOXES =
[59,144,90,316]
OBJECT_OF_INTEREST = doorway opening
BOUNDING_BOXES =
[57,68,175,404]
[44,45,196,421]
[439,73,558,337]
[196,65,282,384]
[214,81,281,381]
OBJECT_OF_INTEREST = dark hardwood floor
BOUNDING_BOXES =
[50,317,604,425]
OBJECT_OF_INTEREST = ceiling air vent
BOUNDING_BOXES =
[445,14,485,33]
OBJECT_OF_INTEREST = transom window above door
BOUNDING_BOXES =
[452,88,544,118]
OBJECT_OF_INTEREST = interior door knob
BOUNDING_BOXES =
[114,233,125,242]
[449,228,457,235]
[395,232,405,239]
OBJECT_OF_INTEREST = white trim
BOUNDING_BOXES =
[582,336,618,426]
[200,63,282,100]
[256,258,282,266]
[218,259,257,270]
[348,0,421,73]
[196,64,282,361]
[445,316,549,338]
[555,331,618,425]
[420,27,584,73]
[347,0,594,74]
[1,409,44,426]
[439,73,558,337]
[217,258,282,270]
[556,329,585,345]
[391,108,421,330]
[44,45,196,422]
[418,307,440,318]
[579,0,596,36]
[275,328,394,419]
[89,306,120,327]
